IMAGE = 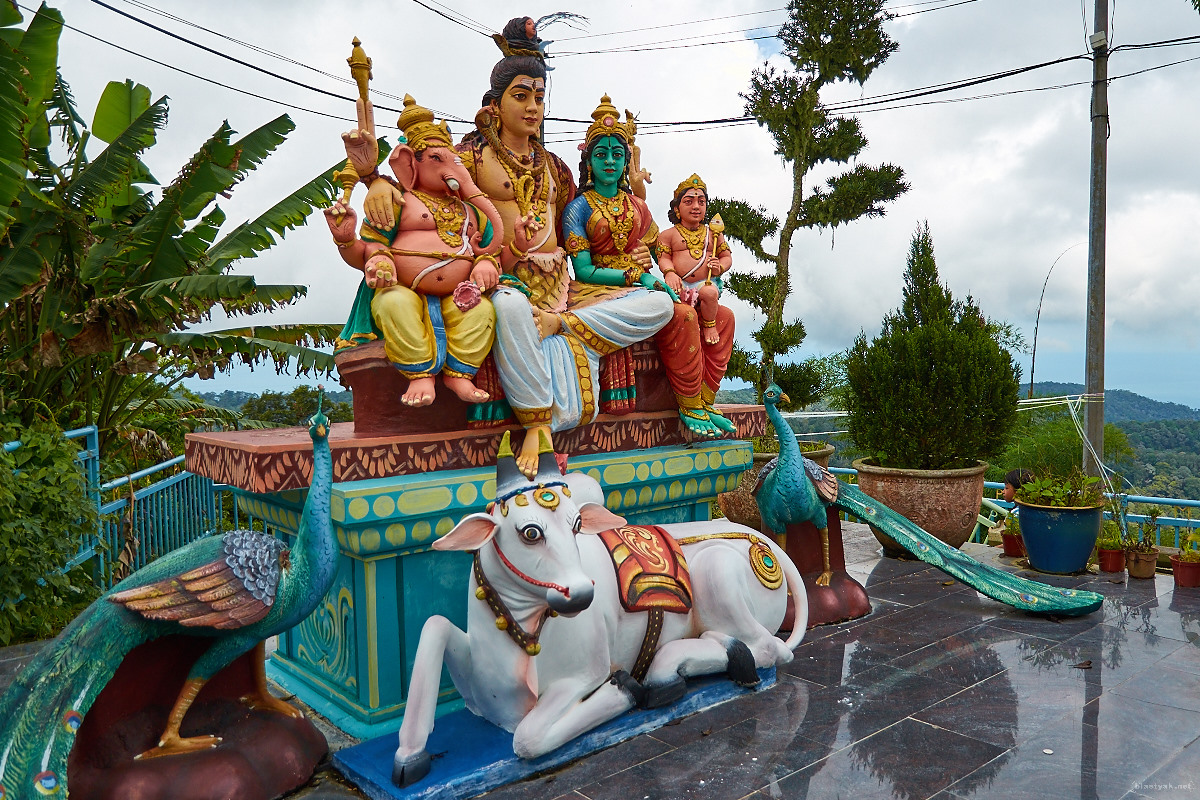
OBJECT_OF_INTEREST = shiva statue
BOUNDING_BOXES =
[656,174,733,347]
[327,62,504,408]
[363,18,675,476]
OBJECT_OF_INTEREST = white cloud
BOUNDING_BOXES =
[48,0,1200,405]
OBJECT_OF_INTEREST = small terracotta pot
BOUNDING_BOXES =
[1171,555,1200,588]
[1126,549,1159,580]
[1001,531,1025,557]
[1097,548,1125,573]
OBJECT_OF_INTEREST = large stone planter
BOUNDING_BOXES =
[717,441,835,532]
[853,458,987,557]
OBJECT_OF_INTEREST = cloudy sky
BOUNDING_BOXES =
[44,0,1200,407]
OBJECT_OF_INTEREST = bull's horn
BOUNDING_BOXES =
[494,430,526,500]
[534,428,563,482]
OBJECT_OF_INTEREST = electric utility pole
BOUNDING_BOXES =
[1084,0,1109,476]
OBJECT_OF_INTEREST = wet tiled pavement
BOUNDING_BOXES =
[5,523,1199,800]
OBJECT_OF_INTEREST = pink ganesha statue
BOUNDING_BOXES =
[326,95,505,408]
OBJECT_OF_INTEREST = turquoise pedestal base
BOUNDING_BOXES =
[235,440,751,739]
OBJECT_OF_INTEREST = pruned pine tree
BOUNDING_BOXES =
[711,0,909,407]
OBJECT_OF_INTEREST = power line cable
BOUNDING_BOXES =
[404,0,490,36]
[555,0,979,43]
[888,0,978,18]
[554,0,980,56]
[1112,33,1200,52]
[86,0,469,122]
[18,3,392,129]
[111,0,424,109]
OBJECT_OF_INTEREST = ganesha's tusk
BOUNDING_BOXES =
[445,177,461,193]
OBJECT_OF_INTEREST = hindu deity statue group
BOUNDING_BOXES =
[327,17,735,476]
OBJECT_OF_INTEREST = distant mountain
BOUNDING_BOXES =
[718,381,1199,423]
[1020,382,1200,422]
[714,387,758,405]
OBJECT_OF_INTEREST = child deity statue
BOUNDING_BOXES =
[655,175,733,346]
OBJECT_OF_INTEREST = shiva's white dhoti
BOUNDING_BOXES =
[491,282,673,431]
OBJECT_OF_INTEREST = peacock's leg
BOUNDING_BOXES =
[135,677,221,759]
[815,527,833,586]
[241,640,304,719]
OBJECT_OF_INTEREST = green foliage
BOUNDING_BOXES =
[1097,520,1123,550]
[241,385,352,427]
[1176,530,1200,563]
[1014,472,1104,508]
[990,409,1135,486]
[0,422,100,645]
[710,0,908,398]
[845,222,1020,469]
[0,6,344,459]
[1124,507,1160,554]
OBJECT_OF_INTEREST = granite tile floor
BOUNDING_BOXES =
[4,522,1199,800]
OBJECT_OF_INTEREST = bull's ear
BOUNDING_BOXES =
[434,513,497,551]
[578,502,626,535]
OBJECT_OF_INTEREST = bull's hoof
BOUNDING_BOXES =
[610,669,646,707]
[726,639,760,688]
[392,750,432,787]
[642,676,686,708]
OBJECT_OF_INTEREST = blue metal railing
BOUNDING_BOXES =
[7,429,1200,602]
[97,457,220,586]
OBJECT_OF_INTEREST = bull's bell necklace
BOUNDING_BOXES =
[474,552,556,656]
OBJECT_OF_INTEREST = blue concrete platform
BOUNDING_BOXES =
[332,667,776,800]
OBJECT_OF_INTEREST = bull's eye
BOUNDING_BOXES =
[518,524,544,543]
[572,516,582,535]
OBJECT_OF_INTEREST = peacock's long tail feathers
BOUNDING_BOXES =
[834,482,1104,617]
[0,599,151,799]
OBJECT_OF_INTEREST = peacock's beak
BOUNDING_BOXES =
[780,392,791,405]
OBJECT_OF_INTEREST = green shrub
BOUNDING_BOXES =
[0,423,100,645]
[1014,472,1104,508]
[845,222,1020,470]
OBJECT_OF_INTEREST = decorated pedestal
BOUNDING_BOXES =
[202,437,754,739]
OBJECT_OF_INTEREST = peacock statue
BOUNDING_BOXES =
[753,384,840,586]
[753,383,1103,617]
[0,393,335,799]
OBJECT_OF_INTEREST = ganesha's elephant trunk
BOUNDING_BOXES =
[456,180,504,258]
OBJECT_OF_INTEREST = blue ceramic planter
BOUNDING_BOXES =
[1015,501,1102,575]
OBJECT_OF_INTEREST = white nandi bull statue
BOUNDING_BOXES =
[392,431,808,786]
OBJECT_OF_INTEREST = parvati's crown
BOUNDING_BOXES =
[397,94,452,152]
[583,94,637,150]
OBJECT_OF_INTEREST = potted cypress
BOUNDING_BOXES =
[1172,531,1200,589]
[1014,472,1104,574]
[845,222,1020,554]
